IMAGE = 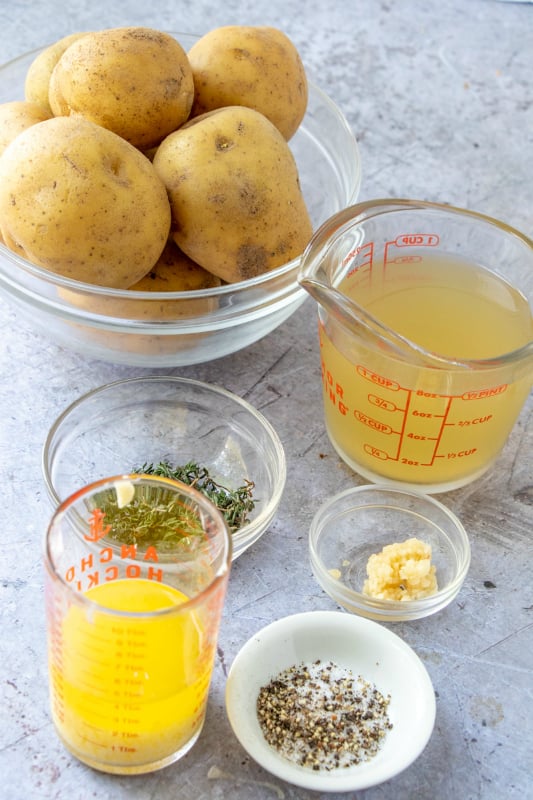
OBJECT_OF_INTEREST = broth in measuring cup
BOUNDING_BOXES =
[351,253,533,358]
[319,254,533,491]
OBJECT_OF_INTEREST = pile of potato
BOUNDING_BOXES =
[0,25,312,303]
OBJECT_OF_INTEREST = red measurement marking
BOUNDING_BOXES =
[447,449,477,459]
[388,255,423,264]
[343,242,374,276]
[462,385,507,400]
[85,508,111,542]
[364,444,389,461]
[394,388,412,460]
[354,410,393,434]
[457,415,493,426]
[394,233,440,247]
[357,365,400,391]
[384,234,440,270]
[426,396,452,465]
[368,394,399,412]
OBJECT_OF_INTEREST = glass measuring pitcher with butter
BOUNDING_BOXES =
[299,200,533,493]
[43,474,232,774]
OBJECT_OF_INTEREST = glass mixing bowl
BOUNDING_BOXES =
[42,375,287,561]
[0,33,361,366]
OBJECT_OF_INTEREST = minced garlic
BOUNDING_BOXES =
[363,537,438,601]
[327,567,342,580]
[114,478,135,508]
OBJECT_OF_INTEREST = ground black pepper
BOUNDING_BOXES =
[256,660,393,771]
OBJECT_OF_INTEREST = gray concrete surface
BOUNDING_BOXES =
[0,1,532,798]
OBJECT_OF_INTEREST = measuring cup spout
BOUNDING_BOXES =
[299,276,363,335]
[299,275,455,369]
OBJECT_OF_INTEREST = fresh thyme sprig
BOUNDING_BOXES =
[134,460,256,534]
[93,494,205,550]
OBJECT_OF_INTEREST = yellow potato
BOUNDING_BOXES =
[24,32,88,115]
[48,27,194,149]
[61,239,222,321]
[131,240,222,294]
[0,116,171,287]
[153,105,313,284]
[0,100,51,156]
[188,25,308,140]
[60,240,222,356]
[68,326,210,358]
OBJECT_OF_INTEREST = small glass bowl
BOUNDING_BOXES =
[309,484,470,621]
[0,33,361,367]
[42,375,286,560]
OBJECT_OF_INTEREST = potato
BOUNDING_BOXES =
[61,239,222,321]
[131,240,222,295]
[24,32,88,115]
[153,105,313,284]
[188,25,308,140]
[60,240,222,356]
[0,116,171,287]
[48,27,194,149]
[0,100,51,156]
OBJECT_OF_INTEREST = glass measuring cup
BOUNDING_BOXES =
[43,474,232,774]
[299,200,533,493]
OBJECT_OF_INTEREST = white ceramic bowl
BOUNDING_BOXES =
[0,33,361,366]
[42,375,286,560]
[225,610,436,793]
[309,485,471,622]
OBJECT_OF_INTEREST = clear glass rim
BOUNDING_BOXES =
[308,483,471,612]
[299,198,533,371]
[43,472,233,617]
[41,375,287,550]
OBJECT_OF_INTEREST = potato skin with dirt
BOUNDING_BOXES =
[153,105,313,283]
[0,116,171,287]
[24,32,88,115]
[60,239,222,320]
[48,27,194,149]
[188,25,308,140]
[0,100,51,156]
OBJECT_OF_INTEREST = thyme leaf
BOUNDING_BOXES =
[134,460,256,535]
[91,492,206,551]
